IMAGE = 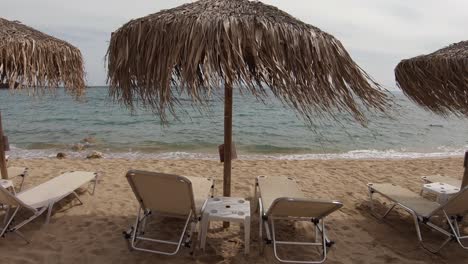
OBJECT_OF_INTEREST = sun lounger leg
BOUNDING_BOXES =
[368,186,375,211]
[13,230,30,244]
[188,221,196,254]
[130,207,141,247]
[321,220,327,261]
[17,174,26,192]
[45,203,55,224]
[140,210,150,235]
[3,205,10,225]
[210,180,214,198]
[130,206,193,255]
[367,186,396,219]
[271,218,327,263]
[259,198,264,254]
[382,203,396,219]
[253,178,258,212]
[410,212,423,242]
[315,220,332,246]
[92,175,98,195]
[72,191,84,205]
[1,206,20,237]
[409,211,451,253]
[443,212,468,250]
[13,207,47,231]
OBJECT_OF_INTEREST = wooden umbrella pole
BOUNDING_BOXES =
[223,81,233,228]
[223,81,233,197]
[462,151,468,189]
[0,111,8,179]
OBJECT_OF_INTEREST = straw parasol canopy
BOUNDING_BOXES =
[0,17,85,96]
[395,40,468,189]
[0,17,86,179]
[395,40,468,117]
[107,0,390,197]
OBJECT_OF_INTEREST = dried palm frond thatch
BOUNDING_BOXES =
[107,0,390,124]
[0,18,85,96]
[395,40,468,117]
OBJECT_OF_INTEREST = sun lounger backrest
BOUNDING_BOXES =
[126,170,196,216]
[0,186,27,208]
[433,186,468,216]
[267,198,343,218]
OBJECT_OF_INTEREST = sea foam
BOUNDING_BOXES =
[5,145,466,160]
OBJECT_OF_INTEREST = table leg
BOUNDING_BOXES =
[244,215,250,255]
[200,214,209,251]
[438,193,448,204]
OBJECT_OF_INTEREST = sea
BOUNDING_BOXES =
[0,87,467,160]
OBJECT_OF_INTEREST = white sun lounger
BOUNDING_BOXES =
[368,183,468,253]
[421,175,462,188]
[7,167,28,191]
[0,171,98,242]
[255,175,343,263]
[124,170,214,256]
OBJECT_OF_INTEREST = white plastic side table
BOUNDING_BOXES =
[0,179,15,194]
[422,182,459,203]
[200,197,251,254]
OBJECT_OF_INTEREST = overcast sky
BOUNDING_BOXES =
[2,0,467,89]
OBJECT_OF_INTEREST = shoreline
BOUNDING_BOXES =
[5,148,466,161]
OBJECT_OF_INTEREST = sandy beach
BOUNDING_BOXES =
[0,157,466,263]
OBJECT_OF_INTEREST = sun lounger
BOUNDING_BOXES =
[4,156,29,191]
[421,175,462,188]
[7,167,28,191]
[255,175,343,263]
[368,183,468,253]
[124,170,214,255]
[0,171,98,242]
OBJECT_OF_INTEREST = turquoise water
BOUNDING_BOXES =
[0,87,467,160]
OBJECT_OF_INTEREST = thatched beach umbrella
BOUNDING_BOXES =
[0,17,85,179]
[395,40,468,188]
[107,0,390,197]
[395,40,468,117]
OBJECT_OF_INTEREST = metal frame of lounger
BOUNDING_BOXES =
[0,187,48,243]
[124,170,214,256]
[368,183,468,253]
[255,176,343,264]
[0,171,98,242]
[34,171,98,224]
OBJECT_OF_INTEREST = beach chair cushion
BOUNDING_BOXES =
[184,175,213,215]
[368,183,440,217]
[0,186,25,208]
[16,171,96,209]
[268,197,343,218]
[421,175,462,188]
[257,175,305,214]
[126,171,213,217]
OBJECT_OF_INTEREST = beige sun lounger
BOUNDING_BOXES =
[255,175,343,263]
[0,171,98,242]
[421,175,462,188]
[368,183,468,253]
[124,170,214,256]
[7,167,28,191]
